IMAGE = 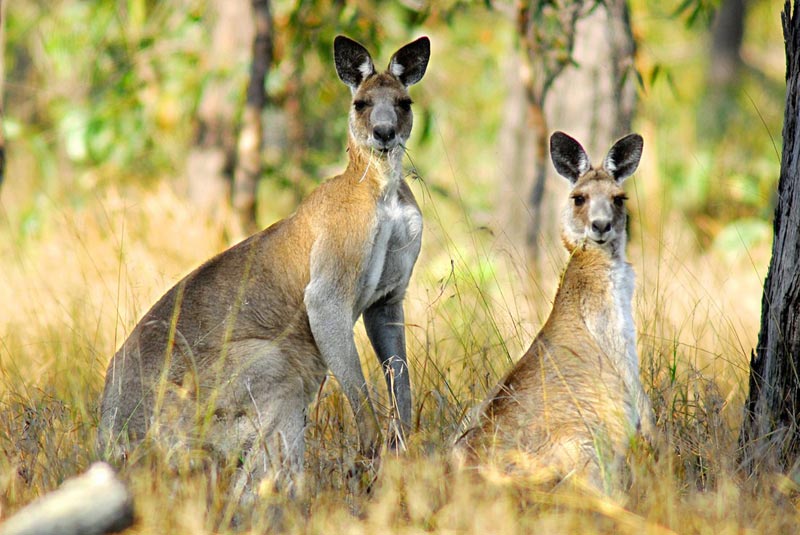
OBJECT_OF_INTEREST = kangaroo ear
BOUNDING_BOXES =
[388,36,430,87]
[334,35,375,92]
[604,133,643,182]
[550,131,590,184]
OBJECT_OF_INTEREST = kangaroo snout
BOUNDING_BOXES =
[591,218,612,236]
[373,124,397,147]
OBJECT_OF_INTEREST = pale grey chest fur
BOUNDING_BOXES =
[354,187,422,316]
[584,260,641,424]
[587,261,636,363]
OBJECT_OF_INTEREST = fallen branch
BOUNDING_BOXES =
[0,462,134,535]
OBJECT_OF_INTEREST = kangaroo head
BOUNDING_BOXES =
[334,35,430,155]
[550,131,643,253]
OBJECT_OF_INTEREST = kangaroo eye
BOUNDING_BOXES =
[573,195,585,207]
[614,195,627,208]
[353,100,369,112]
[397,98,413,112]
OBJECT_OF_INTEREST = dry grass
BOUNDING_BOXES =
[1,151,798,533]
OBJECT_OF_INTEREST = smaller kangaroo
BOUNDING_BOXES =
[98,35,430,492]
[454,131,655,493]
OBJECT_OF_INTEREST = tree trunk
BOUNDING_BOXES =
[700,0,748,140]
[498,1,581,260]
[185,1,253,222]
[282,36,312,203]
[740,0,800,477]
[232,0,273,236]
[710,0,747,88]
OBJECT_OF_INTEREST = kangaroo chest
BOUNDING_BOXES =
[580,260,641,421]
[579,263,635,361]
[354,190,422,314]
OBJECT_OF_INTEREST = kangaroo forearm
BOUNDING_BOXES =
[364,301,412,427]
[306,302,381,450]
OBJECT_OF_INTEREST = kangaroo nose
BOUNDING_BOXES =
[373,125,396,145]
[592,219,611,234]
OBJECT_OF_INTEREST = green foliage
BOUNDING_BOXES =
[6,1,208,188]
[633,0,782,243]
[671,0,719,28]
[6,0,783,246]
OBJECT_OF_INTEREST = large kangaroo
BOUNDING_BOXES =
[98,36,430,488]
[454,132,655,493]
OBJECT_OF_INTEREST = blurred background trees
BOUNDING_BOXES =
[2,0,781,254]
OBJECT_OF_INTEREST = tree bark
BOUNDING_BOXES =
[740,0,800,477]
[232,0,273,235]
[185,1,253,221]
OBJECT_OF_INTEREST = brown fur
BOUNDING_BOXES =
[456,248,634,482]
[454,132,653,492]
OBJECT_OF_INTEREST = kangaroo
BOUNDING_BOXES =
[98,35,430,491]
[454,131,655,493]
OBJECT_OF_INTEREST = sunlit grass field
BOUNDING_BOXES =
[0,0,794,531]
[1,140,794,533]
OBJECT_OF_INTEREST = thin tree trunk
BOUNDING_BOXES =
[283,41,311,202]
[700,0,748,140]
[185,1,252,222]
[497,52,536,253]
[525,97,548,255]
[740,0,800,477]
[605,0,638,141]
[232,0,273,235]
[710,0,747,88]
